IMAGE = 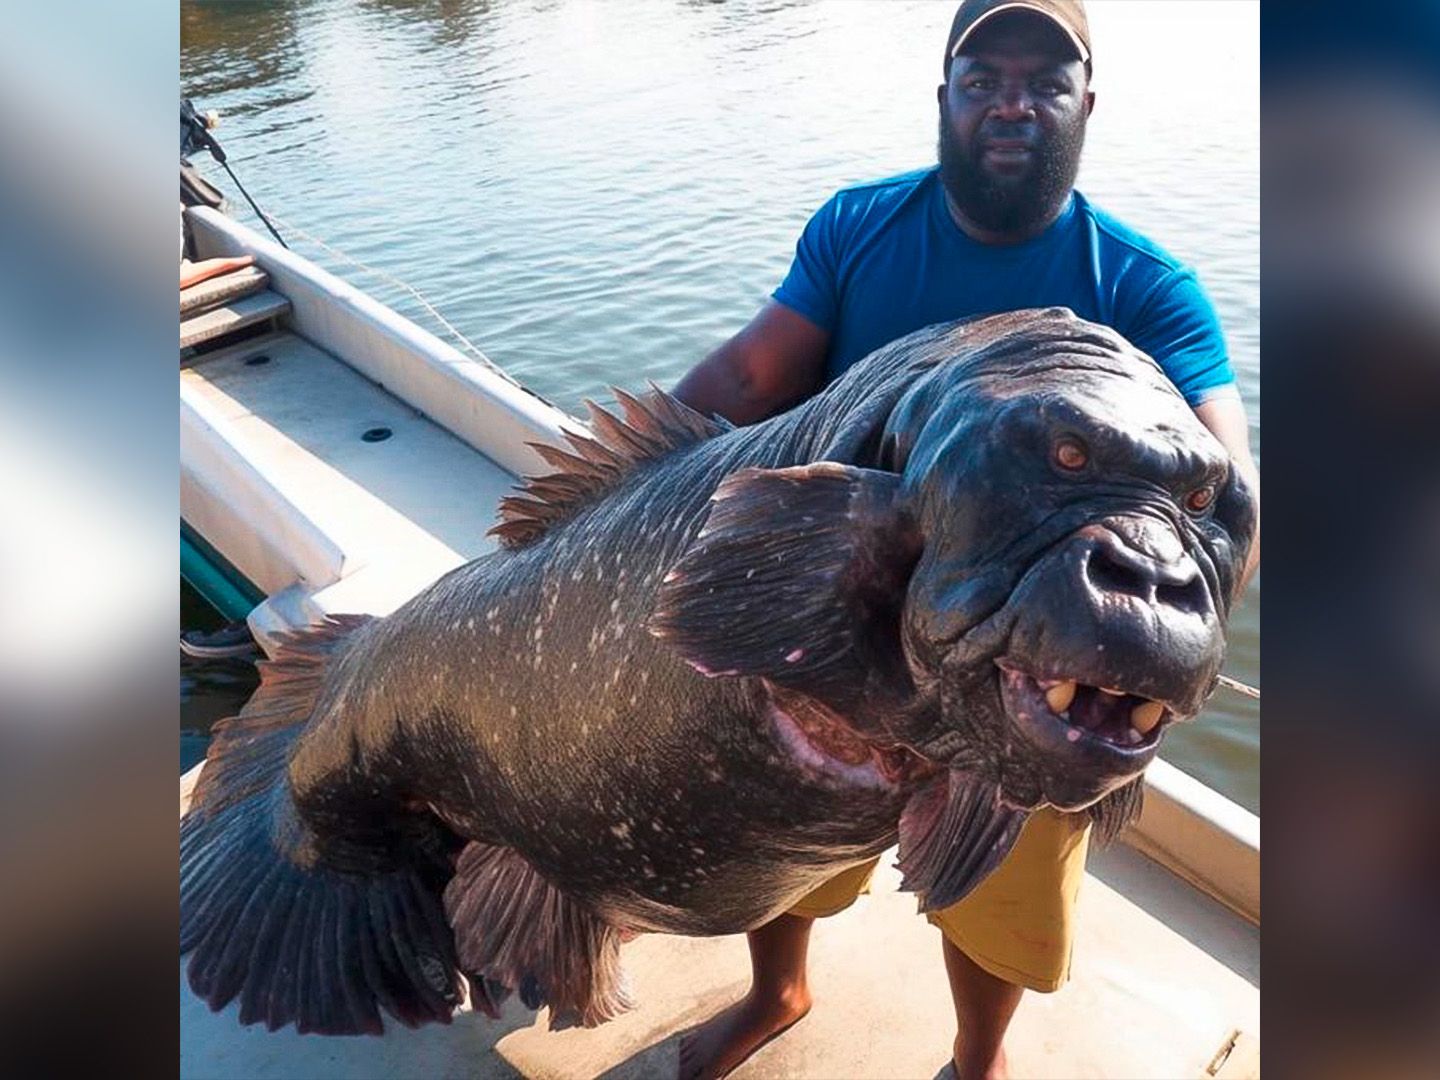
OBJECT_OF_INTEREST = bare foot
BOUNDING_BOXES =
[677,986,812,1080]
[952,1035,1009,1080]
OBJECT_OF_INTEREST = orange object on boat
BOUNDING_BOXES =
[180,255,255,291]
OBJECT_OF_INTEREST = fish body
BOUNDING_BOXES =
[287,401,914,939]
[181,308,1256,1034]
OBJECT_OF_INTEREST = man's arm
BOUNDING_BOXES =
[672,301,831,426]
[1193,395,1260,595]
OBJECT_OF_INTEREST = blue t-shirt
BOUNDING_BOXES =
[772,167,1237,406]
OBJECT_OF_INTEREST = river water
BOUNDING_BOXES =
[180,0,1259,812]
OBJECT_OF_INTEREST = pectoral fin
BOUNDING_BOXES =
[445,842,632,1029]
[648,463,918,706]
[896,771,1027,911]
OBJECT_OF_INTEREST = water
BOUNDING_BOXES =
[180,0,1259,812]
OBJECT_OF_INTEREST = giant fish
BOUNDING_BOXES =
[180,308,1256,1035]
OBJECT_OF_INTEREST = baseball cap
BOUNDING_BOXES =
[944,0,1091,75]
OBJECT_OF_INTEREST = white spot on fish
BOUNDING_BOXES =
[785,648,805,663]
[610,821,631,840]
[466,617,475,630]
[687,659,739,678]
[1066,728,1082,742]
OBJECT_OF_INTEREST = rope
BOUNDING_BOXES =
[1217,674,1260,700]
[259,210,522,388]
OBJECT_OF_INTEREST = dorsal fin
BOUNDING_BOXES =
[489,383,731,549]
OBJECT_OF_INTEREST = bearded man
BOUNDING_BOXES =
[671,2,1260,1077]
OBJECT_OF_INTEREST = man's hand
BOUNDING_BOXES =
[672,301,830,426]
[1193,393,1260,595]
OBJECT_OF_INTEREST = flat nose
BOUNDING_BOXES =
[1079,524,1208,615]
[993,87,1036,122]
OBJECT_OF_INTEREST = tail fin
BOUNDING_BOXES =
[180,616,463,1035]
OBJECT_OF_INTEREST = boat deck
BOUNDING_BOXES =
[179,768,1258,1080]
[182,327,517,630]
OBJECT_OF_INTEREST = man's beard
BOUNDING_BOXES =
[937,108,1085,236]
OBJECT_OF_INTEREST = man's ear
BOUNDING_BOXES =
[936,81,946,108]
[1084,88,1096,117]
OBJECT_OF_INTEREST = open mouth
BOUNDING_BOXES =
[996,659,1172,758]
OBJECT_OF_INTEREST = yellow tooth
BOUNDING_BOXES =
[1130,701,1164,735]
[1045,680,1077,714]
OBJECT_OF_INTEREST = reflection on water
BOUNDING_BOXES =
[181,0,1258,811]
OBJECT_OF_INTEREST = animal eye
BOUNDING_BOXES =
[1185,485,1216,513]
[1053,438,1088,471]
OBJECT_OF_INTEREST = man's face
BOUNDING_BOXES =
[937,15,1094,237]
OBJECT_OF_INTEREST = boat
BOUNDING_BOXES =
[179,147,1259,1080]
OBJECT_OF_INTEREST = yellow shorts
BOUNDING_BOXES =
[787,806,1092,993]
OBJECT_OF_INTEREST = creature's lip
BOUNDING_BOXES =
[994,658,1174,763]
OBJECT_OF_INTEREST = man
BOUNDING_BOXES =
[669,2,1259,1078]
